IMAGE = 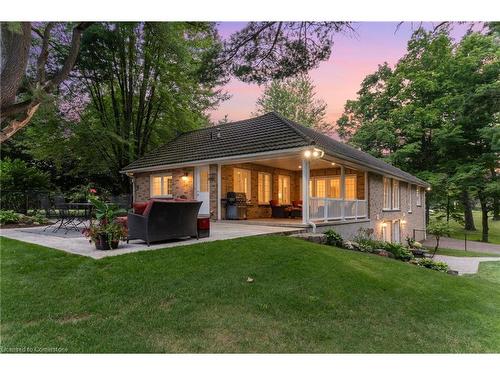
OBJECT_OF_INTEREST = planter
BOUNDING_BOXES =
[94,234,119,250]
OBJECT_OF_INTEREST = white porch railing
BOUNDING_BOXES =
[309,198,367,222]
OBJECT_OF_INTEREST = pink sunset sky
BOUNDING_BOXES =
[209,22,478,125]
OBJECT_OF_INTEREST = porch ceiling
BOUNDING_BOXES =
[240,155,344,171]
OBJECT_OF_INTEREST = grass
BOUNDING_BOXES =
[467,262,500,285]
[445,210,500,244]
[431,248,500,258]
[1,235,500,353]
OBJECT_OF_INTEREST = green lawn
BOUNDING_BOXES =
[1,235,500,353]
[446,211,500,244]
[432,248,500,258]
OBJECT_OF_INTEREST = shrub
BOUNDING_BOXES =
[380,242,414,261]
[324,229,344,247]
[0,210,22,224]
[415,258,449,272]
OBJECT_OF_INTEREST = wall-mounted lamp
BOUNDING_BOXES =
[298,165,302,169]
[426,187,431,191]
[381,222,387,228]
[401,219,407,225]
[181,172,189,182]
[126,172,134,177]
[304,150,312,158]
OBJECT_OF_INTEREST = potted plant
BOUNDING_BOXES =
[83,191,127,250]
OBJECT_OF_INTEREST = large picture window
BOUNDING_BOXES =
[278,175,291,204]
[345,175,357,200]
[233,168,251,198]
[151,174,173,197]
[258,172,271,204]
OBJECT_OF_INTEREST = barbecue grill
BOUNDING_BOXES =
[226,192,247,220]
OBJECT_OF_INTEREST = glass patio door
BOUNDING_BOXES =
[195,165,210,215]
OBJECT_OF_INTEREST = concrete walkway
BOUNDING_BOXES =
[423,236,500,255]
[432,255,500,275]
[0,222,304,260]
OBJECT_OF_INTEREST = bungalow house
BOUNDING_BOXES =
[122,112,429,242]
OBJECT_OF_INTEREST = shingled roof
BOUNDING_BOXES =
[122,112,428,186]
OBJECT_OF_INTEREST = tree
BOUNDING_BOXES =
[1,21,352,143]
[427,218,451,257]
[254,74,334,133]
[0,22,92,142]
[337,26,499,239]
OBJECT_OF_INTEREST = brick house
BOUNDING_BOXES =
[122,112,429,242]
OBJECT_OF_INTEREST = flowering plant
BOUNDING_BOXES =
[83,190,127,249]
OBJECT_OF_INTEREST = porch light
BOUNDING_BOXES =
[401,219,407,225]
[298,165,302,169]
[126,172,134,177]
[426,187,431,191]
[181,172,189,182]
[304,150,312,158]
[331,162,336,166]
[381,222,387,228]
[303,148,324,159]
[312,150,319,157]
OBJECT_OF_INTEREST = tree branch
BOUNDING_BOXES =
[0,102,41,142]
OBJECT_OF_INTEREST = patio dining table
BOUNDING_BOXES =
[49,202,94,234]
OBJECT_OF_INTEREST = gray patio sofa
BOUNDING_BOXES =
[127,200,202,246]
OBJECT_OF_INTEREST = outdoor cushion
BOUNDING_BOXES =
[133,202,148,215]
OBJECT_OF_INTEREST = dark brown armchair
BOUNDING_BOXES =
[127,200,202,246]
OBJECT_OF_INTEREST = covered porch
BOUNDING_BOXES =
[212,148,368,225]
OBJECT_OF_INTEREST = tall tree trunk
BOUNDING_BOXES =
[493,196,500,221]
[462,190,476,231]
[479,194,489,242]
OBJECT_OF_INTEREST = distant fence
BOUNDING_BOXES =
[0,190,51,214]
[0,190,132,214]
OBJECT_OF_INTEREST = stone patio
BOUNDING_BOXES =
[0,222,305,260]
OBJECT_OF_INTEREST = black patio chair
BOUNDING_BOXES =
[127,200,202,246]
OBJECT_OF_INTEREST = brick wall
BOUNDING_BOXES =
[133,167,194,202]
[220,163,301,219]
[368,173,426,242]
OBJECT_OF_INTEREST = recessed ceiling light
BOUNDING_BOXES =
[331,162,336,166]
[298,165,302,169]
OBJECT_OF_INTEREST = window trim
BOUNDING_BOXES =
[233,167,251,199]
[150,173,173,198]
[257,171,272,205]
[383,177,392,210]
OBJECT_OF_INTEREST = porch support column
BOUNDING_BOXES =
[340,165,345,220]
[217,164,222,221]
[301,158,310,225]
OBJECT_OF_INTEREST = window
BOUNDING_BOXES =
[278,175,291,204]
[233,168,251,198]
[258,172,271,204]
[408,184,412,213]
[329,178,341,198]
[382,221,391,242]
[416,187,422,206]
[345,175,357,200]
[392,180,400,209]
[383,177,391,209]
[315,178,327,198]
[151,174,173,197]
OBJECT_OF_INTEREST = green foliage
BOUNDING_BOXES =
[381,242,414,261]
[427,219,451,239]
[324,229,344,247]
[336,26,500,239]
[0,158,50,192]
[254,74,334,133]
[415,258,449,272]
[0,210,22,224]
[87,194,126,224]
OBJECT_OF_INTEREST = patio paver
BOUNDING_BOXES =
[0,222,305,259]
